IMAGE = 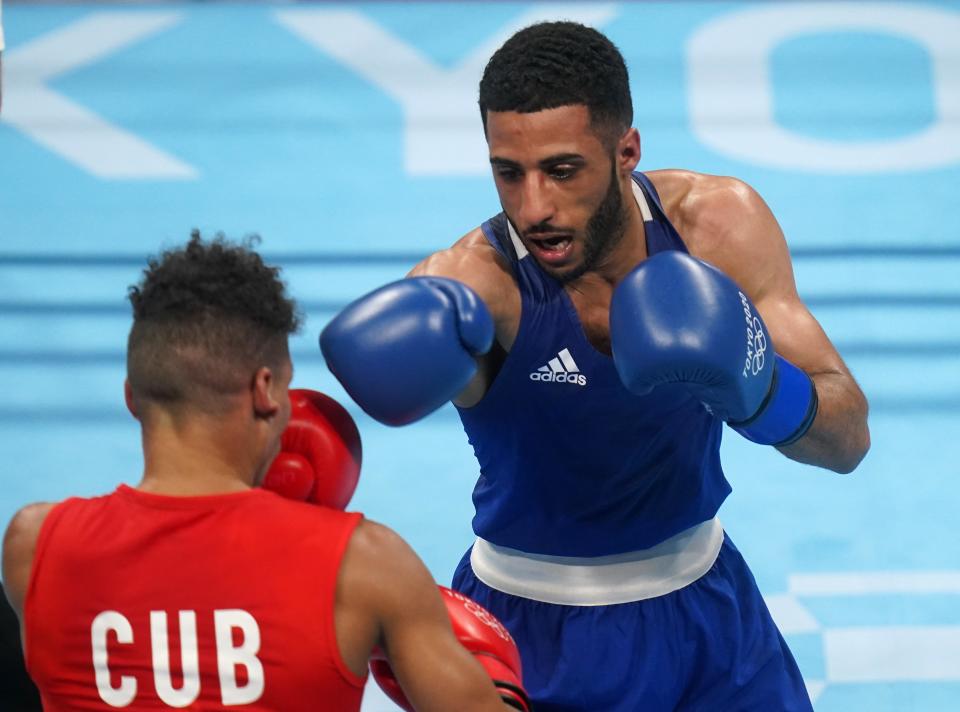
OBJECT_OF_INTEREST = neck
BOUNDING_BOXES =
[573,175,648,289]
[136,409,264,496]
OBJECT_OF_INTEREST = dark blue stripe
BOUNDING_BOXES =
[1,245,958,267]
[0,350,309,364]
[806,295,960,307]
[0,303,131,316]
[0,396,956,424]
[0,252,426,267]
[0,300,346,315]
[3,294,960,316]
[0,342,956,366]
[791,246,960,259]
[867,397,960,413]
[838,342,960,357]
[0,403,372,424]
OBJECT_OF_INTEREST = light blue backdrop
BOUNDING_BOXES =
[1,2,958,709]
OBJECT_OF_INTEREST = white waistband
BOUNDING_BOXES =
[470,518,724,606]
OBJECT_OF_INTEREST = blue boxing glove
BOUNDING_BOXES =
[610,251,818,446]
[320,277,494,426]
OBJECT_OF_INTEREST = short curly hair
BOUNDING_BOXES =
[127,231,300,414]
[479,22,633,147]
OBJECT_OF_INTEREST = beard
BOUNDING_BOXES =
[555,163,627,284]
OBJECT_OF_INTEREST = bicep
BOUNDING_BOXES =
[738,216,850,377]
[755,293,849,377]
[698,180,868,464]
[364,527,500,711]
[699,180,848,377]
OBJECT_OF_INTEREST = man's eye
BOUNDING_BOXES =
[549,166,576,180]
[496,168,520,181]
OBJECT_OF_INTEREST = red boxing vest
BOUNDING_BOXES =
[24,485,366,710]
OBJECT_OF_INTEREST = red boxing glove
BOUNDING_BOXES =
[369,586,531,711]
[368,654,407,711]
[440,587,530,711]
[261,389,361,509]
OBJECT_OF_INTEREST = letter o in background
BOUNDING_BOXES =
[686,3,960,172]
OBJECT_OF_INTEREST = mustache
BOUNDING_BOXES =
[523,223,575,238]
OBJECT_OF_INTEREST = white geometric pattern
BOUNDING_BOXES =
[765,570,960,704]
[540,348,579,374]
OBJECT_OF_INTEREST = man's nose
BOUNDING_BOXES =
[518,173,555,228]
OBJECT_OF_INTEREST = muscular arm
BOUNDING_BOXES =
[408,231,520,407]
[335,520,507,712]
[2,503,55,621]
[675,174,870,473]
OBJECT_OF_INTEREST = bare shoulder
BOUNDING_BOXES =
[411,228,502,275]
[340,519,431,593]
[3,502,56,555]
[646,169,790,294]
[344,518,412,567]
[2,502,57,613]
[646,169,772,255]
[409,227,520,327]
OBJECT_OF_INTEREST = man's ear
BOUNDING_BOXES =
[252,367,280,419]
[124,380,139,420]
[617,128,641,173]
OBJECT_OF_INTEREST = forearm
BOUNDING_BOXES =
[777,371,870,473]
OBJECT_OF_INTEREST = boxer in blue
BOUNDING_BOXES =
[321,22,870,710]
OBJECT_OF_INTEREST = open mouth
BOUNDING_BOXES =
[527,234,574,263]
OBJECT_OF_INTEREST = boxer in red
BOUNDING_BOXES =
[2,232,527,711]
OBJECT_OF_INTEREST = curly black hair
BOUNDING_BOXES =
[126,230,300,414]
[479,22,632,148]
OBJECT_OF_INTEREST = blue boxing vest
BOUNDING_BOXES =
[455,172,730,557]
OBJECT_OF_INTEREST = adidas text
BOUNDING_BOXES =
[529,371,587,386]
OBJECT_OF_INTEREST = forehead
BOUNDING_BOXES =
[485,105,607,161]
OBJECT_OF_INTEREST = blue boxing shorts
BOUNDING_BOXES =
[452,519,812,712]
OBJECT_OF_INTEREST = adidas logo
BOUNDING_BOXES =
[529,348,587,386]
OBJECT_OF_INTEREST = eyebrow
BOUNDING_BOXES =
[489,153,586,169]
[489,156,521,169]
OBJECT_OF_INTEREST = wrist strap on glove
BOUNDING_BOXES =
[731,354,818,446]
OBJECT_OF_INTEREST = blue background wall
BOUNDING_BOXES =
[2,2,958,708]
